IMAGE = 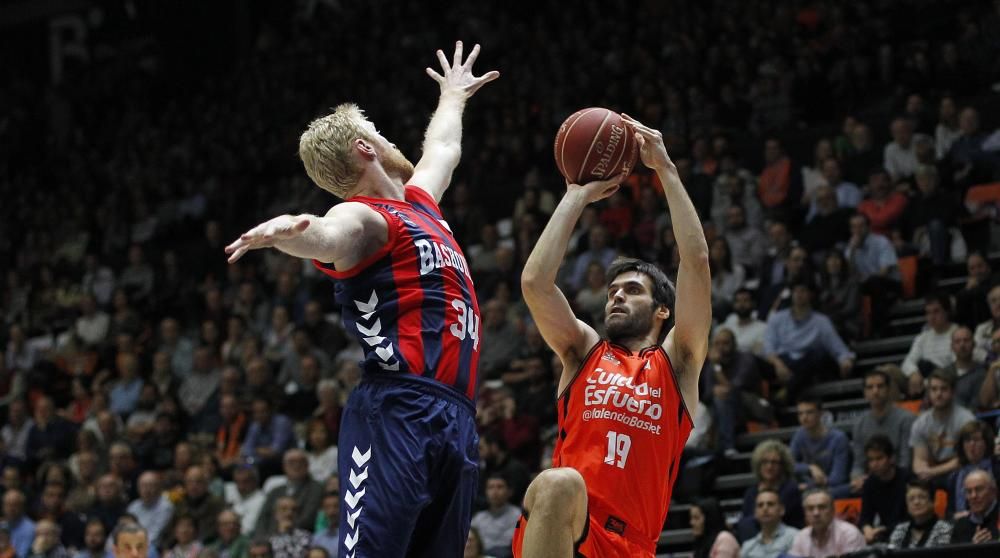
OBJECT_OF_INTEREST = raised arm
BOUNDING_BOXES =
[409,41,499,203]
[224,202,386,265]
[521,177,622,392]
[623,115,711,412]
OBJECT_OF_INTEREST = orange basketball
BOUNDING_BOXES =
[554,108,638,184]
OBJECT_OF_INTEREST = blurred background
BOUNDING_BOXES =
[2,1,1000,557]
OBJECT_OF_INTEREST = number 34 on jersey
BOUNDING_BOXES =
[450,299,480,350]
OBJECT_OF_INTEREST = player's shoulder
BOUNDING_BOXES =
[326,201,392,228]
[581,338,611,362]
[322,202,392,244]
[324,200,381,219]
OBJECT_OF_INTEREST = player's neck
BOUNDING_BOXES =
[610,334,659,353]
[353,170,406,201]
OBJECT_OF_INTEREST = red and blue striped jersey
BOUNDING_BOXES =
[313,186,481,401]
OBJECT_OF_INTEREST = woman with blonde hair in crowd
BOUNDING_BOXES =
[737,440,804,541]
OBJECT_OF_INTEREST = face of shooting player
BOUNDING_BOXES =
[604,272,666,344]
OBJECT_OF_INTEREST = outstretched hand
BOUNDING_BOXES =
[224,215,311,263]
[567,172,627,204]
[621,113,672,172]
[426,41,500,98]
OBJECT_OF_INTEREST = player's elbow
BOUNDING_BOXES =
[521,269,542,291]
[426,142,461,166]
[685,249,710,272]
[521,268,557,295]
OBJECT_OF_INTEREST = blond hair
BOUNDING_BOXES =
[299,103,376,198]
[751,439,794,481]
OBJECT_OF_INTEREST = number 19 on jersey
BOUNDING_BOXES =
[604,431,632,468]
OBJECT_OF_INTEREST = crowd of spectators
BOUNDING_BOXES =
[2,0,1000,557]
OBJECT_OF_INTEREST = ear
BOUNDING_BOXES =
[354,138,377,161]
[656,305,671,322]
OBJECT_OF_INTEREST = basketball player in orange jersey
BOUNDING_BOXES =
[513,115,711,558]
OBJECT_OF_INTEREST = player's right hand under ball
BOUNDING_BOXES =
[566,171,627,204]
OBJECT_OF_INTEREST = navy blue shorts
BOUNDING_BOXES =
[338,373,479,558]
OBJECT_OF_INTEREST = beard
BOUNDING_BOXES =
[605,302,656,344]
[734,306,753,319]
[383,147,415,182]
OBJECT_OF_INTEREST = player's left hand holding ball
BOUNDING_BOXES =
[621,113,673,172]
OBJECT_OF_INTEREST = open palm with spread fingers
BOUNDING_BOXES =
[224,215,311,263]
[568,172,627,204]
[622,113,672,172]
[426,41,500,99]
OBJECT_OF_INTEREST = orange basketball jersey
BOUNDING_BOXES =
[553,340,693,551]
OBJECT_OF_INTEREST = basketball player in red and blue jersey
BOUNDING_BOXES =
[513,116,711,558]
[224,42,498,558]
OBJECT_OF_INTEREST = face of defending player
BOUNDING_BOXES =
[604,272,669,345]
[355,122,415,184]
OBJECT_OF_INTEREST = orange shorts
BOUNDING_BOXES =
[511,511,655,558]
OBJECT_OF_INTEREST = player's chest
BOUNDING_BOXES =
[385,208,471,281]
[576,352,670,414]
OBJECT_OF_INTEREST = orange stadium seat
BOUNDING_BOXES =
[898,255,918,299]
[964,182,1000,205]
[834,498,862,525]
[895,399,922,414]
[934,489,947,518]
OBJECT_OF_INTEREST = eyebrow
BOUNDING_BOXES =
[608,280,646,291]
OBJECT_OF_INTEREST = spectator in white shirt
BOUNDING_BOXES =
[902,295,958,397]
[73,295,110,349]
[224,466,266,537]
[935,96,961,159]
[720,289,768,356]
[470,474,521,556]
[884,118,929,182]
[305,420,337,484]
[973,285,1000,362]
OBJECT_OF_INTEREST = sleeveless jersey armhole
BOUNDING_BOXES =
[656,346,694,425]
[311,207,399,279]
[404,185,444,218]
[556,341,605,400]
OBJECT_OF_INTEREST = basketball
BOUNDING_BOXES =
[553,107,639,184]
